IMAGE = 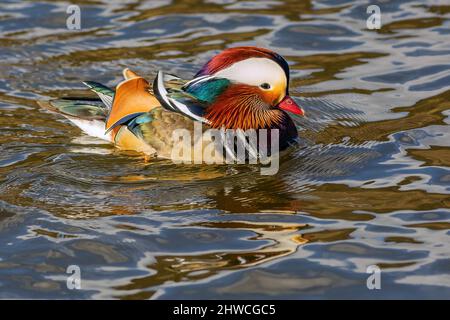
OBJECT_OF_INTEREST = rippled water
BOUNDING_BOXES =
[0,0,449,299]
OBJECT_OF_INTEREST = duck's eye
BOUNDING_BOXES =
[260,83,271,90]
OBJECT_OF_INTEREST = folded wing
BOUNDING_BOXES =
[105,72,161,133]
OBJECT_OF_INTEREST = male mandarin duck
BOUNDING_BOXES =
[38,47,304,160]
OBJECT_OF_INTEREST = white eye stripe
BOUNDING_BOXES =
[214,57,287,90]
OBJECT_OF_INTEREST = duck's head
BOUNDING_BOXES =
[155,46,304,130]
[194,47,303,130]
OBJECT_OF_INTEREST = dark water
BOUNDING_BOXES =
[0,0,449,299]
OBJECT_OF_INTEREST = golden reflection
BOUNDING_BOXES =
[112,220,358,299]
[406,222,450,231]
[408,146,450,168]
[300,183,450,220]
[289,52,387,88]
[304,90,450,144]
[427,5,450,15]
[104,165,228,182]
[376,261,417,269]
[47,29,270,64]
[385,236,423,244]
[379,17,444,34]
[123,0,347,23]
[196,171,450,221]
[31,228,78,239]
[302,228,355,242]
[113,221,308,298]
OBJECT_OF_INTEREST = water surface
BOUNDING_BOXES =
[0,0,449,299]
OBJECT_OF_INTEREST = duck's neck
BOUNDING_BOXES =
[205,106,283,131]
[204,85,283,130]
[206,105,298,151]
[267,111,298,151]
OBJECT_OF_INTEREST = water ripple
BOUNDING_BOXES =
[0,0,449,299]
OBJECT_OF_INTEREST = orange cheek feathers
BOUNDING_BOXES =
[259,84,285,106]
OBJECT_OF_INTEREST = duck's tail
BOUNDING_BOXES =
[38,68,161,144]
[37,81,115,141]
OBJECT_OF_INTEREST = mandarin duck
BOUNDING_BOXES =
[38,47,304,161]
